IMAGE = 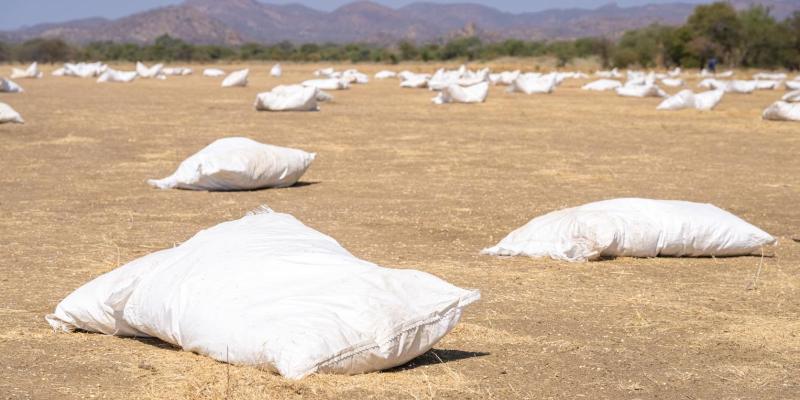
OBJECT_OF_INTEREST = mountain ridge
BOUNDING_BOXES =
[3,0,798,45]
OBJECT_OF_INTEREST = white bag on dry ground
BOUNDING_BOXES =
[432,82,489,104]
[507,74,557,94]
[754,80,780,90]
[400,75,429,88]
[162,67,192,76]
[660,78,684,87]
[582,79,621,91]
[10,62,42,79]
[754,72,786,80]
[783,90,800,102]
[785,81,800,91]
[270,63,282,77]
[222,69,249,88]
[482,198,775,262]
[97,69,138,83]
[616,84,667,98]
[203,68,225,77]
[136,62,164,79]
[0,78,23,93]
[254,85,319,112]
[0,102,24,124]
[147,137,315,191]
[763,101,800,122]
[375,70,396,79]
[46,208,479,380]
[302,78,348,91]
[657,89,724,111]
[63,62,106,78]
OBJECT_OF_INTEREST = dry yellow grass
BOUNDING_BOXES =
[0,62,798,399]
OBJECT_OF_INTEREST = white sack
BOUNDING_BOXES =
[222,69,249,88]
[432,82,489,104]
[657,89,723,111]
[302,78,349,91]
[0,78,23,93]
[785,81,800,91]
[754,80,780,90]
[399,75,429,89]
[783,90,800,102]
[616,84,667,98]
[581,79,621,91]
[10,62,42,79]
[375,70,396,79]
[147,137,315,191]
[661,78,684,87]
[97,69,138,83]
[507,74,557,95]
[754,72,787,81]
[203,68,225,77]
[717,70,734,78]
[46,208,479,380]
[668,67,681,77]
[162,67,193,76]
[270,63,282,77]
[136,62,164,79]
[482,198,776,262]
[64,62,107,78]
[254,85,319,112]
[0,102,24,123]
[763,101,800,122]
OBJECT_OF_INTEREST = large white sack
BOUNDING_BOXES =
[313,67,335,77]
[762,101,800,122]
[717,70,734,78]
[581,79,621,91]
[97,69,138,83]
[616,84,667,98]
[302,78,348,91]
[783,90,800,102]
[10,62,42,79]
[64,62,106,78]
[254,85,319,112]
[0,102,24,124]
[482,198,776,262]
[136,62,164,79]
[657,89,723,111]
[203,68,225,77]
[727,80,757,94]
[667,67,681,77]
[375,70,396,79]
[222,69,249,88]
[432,82,489,104]
[270,63,282,77]
[47,208,479,379]
[785,81,800,91]
[507,74,556,95]
[596,68,622,79]
[491,70,520,86]
[147,137,315,191]
[0,78,24,93]
[342,69,369,84]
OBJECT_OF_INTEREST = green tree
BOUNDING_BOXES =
[686,2,742,65]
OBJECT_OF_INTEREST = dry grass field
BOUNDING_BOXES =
[1,62,798,399]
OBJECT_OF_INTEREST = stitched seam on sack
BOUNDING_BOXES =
[304,291,480,376]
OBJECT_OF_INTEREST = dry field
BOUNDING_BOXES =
[1,62,799,399]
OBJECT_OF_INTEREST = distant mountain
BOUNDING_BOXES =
[3,0,799,45]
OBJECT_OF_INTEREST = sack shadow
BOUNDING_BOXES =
[385,349,489,372]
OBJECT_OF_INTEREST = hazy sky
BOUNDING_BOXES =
[2,0,709,30]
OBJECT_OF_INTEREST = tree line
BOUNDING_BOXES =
[1,3,798,69]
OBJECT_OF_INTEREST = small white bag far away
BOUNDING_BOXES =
[46,208,479,380]
[616,84,667,98]
[97,69,138,83]
[203,68,225,77]
[254,85,320,112]
[222,69,249,88]
[0,102,24,123]
[432,82,489,104]
[147,137,315,191]
[0,78,24,93]
[10,62,43,79]
[270,63,282,77]
[302,78,349,91]
[375,70,397,79]
[507,74,557,95]
[582,79,622,91]
[482,198,776,262]
[657,89,724,111]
